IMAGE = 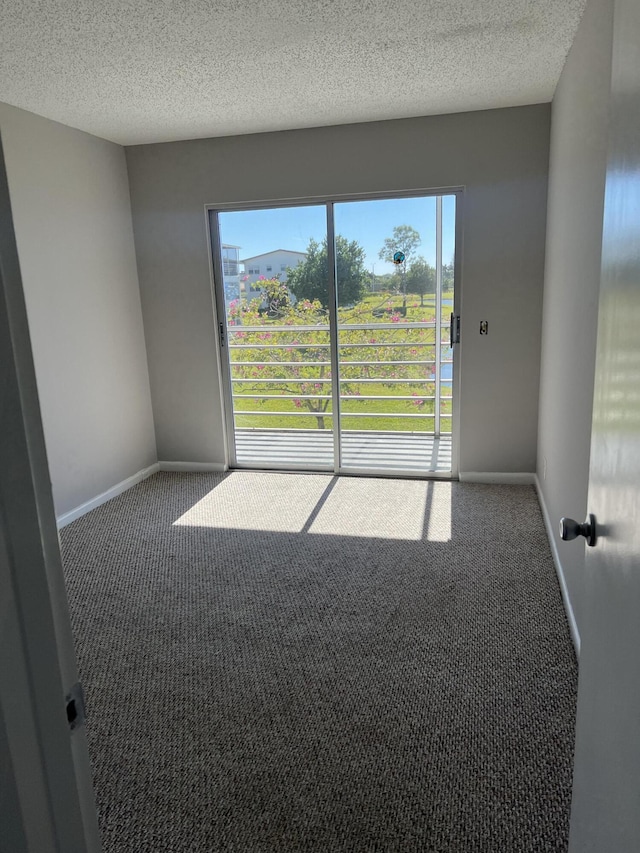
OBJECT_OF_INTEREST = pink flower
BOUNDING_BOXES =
[293,399,302,408]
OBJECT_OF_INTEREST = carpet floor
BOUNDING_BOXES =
[60,472,578,852]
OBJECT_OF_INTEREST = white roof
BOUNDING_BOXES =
[241,249,307,263]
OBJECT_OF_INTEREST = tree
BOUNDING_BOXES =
[378,225,421,308]
[443,259,455,292]
[378,225,421,268]
[261,276,291,316]
[405,258,435,306]
[286,236,367,308]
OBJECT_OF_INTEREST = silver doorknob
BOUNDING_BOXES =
[560,514,597,547]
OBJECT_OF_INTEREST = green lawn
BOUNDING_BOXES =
[233,379,452,432]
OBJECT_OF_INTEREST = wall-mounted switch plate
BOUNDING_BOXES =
[480,320,488,335]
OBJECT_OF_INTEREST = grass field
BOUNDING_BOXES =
[233,381,453,432]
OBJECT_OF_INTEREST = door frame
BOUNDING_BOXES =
[0,137,102,852]
[206,186,464,480]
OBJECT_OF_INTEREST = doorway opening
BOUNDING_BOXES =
[209,192,460,477]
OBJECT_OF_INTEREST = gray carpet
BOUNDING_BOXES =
[60,472,578,852]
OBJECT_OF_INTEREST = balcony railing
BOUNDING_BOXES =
[226,321,453,437]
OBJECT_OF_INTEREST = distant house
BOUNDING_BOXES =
[240,249,307,297]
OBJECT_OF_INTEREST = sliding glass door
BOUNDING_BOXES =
[209,192,459,476]
[334,195,456,473]
[213,204,334,470]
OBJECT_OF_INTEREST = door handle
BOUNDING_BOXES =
[219,321,226,348]
[560,514,597,547]
[449,314,460,347]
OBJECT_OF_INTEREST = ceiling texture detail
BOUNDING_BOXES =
[0,0,587,145]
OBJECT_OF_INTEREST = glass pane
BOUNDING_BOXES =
[218,205,332,469]
[440,195,456,436]
[334,195,454,472]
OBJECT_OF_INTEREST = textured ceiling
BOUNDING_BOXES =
[0,0,587,145]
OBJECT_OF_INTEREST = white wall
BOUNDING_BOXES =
[0,103,157,517]
[126,105,550,473]
[537,0,614,638]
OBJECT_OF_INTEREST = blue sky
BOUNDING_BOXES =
[219,195,456,275]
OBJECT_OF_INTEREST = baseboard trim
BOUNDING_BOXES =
[534,475,581,658]
[158,461,227,473]
[458,472,536,485]
[57,463,160,529]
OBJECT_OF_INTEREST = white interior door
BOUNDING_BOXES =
[568,1,640,848]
